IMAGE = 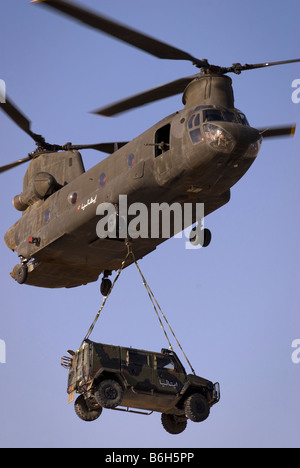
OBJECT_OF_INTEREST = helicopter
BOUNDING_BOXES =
[1,0,299,296]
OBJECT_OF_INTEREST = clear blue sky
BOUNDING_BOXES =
[0,0,299,448]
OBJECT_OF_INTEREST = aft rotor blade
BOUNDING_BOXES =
[258,124,296,138]
[32,0,206,67]
[0,98,45,145]
[70,142,129,153]
[93,75,198,116]
[0,156,32,174]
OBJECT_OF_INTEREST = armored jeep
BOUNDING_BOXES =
[62,340,220,434]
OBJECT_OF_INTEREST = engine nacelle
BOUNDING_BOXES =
[13,172,58,211]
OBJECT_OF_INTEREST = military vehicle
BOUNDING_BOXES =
[1,0,298,295]
[61,340,220,434]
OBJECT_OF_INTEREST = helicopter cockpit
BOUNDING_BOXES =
[188,106,250,139]
[187,106,260,154]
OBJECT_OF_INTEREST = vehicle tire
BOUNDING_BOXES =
[95,379,123,409]
[184,393,210,422]
[16,265,28,284]
[100,278,112,296]
[74,394,102,422]
[161,413,187,435]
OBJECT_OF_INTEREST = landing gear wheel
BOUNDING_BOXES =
[161,413,187,435]
[16,264,28,284]
[95,379,123,409]
[189,227,212,247]
[202,228,212,247]
[100,278,112,296]
[74,394,102,422]
[184,393,210,422]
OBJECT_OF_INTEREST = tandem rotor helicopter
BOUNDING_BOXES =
[1,0,299,296]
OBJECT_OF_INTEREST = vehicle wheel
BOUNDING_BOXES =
[184,393,210,422]
[74,394,102,422]
[161,413,187,435]
[95,379,123,408]
[100,278,112,296]
[16,265,28,284]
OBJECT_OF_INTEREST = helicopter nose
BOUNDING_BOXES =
[228,123,261,145]
[203,122,261,154]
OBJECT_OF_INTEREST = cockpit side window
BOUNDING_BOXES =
[188,113,204,144]
[188,114,195,129]
[238,112,249,126]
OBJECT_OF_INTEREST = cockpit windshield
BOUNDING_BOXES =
[203,109,225,122]
[203,109,248,124]
[188,107,250,145]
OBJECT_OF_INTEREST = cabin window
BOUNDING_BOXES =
[156,355,175,370]
[68,192,78,205]
[128,350,149,366]
[44,209,51,224]
[128,153,135,167]
[155,124,171,157]
[99,173,107,187]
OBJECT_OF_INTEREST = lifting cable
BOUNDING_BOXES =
[80,240,195,375]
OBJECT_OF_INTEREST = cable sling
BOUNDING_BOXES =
[80,240,195,375]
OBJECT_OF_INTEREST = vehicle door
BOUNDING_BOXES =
[120,349,153,392]
[153,353,185,395]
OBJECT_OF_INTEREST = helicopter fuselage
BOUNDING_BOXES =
[5,78,262,289]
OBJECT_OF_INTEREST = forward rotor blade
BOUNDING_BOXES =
[32,0,206,67]
[258,124,296,139]
[0,156,32,174]
[229,58,300,74]
[93,74,198,116]
[0,97,45,145]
